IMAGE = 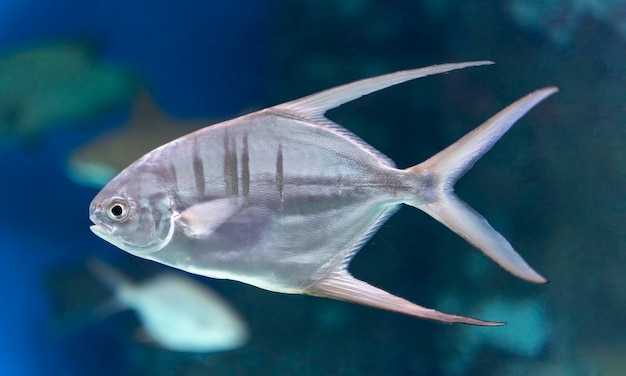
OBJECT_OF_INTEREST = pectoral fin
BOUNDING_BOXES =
[305,269,503,326]
[178,198,243,238]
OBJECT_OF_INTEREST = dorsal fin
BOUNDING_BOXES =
[272,62,493,168]
[274,61,493,120]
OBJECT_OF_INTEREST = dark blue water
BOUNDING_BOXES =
[0,1,266,375]
[2,1,625,375]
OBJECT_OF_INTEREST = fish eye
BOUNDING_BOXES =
[106,200,129,221]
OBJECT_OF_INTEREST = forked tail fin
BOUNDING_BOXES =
[304,86,556,324]
[407,87,558,283]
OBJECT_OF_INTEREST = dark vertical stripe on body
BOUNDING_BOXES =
[223,132,239,197]
[169,163,179,191]
[241,133,250,204]
[231,137,239,196]
[276,143,284,202]
[337,174,343,195]
[192,143,205,197]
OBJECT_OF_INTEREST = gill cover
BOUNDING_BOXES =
[90,192,176,255]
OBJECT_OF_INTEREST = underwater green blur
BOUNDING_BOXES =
[2,0,625,375]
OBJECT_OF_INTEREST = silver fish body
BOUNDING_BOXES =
[90,62,556,325]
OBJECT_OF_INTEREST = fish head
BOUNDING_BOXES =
[89,168,176,256]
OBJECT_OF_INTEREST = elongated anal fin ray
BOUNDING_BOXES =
[274,61,494,120]
[407,88,558,284]
[305,269,503,325]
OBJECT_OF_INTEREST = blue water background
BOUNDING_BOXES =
[1,1,625,375]
[0,1,266,375]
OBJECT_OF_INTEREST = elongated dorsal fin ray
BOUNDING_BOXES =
[407,88,558,283]
[274,61,493,118]
[305,269,503,325]
[272,62,492,169]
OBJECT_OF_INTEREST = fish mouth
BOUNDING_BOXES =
[90,224,112,239]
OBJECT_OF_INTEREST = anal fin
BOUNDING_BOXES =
[305,270,503,326]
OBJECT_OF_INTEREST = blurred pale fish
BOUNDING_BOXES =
[67,89,212,188]
[88,259,249,353]
[90,62,556,325]
[0,39,135,142]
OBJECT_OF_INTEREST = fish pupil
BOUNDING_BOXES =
[111,204,123,217]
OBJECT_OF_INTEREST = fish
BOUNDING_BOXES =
[89,62,557,325]
[66,89,210,188]
[0,39,135,143]
[88,259,249,352]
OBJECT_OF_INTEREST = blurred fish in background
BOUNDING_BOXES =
[3,0,626,375]
[81,259,249,353]
[0,39,135,144]
[66,89,214,188]
[506,0,626,46]
[0,0,266,375]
